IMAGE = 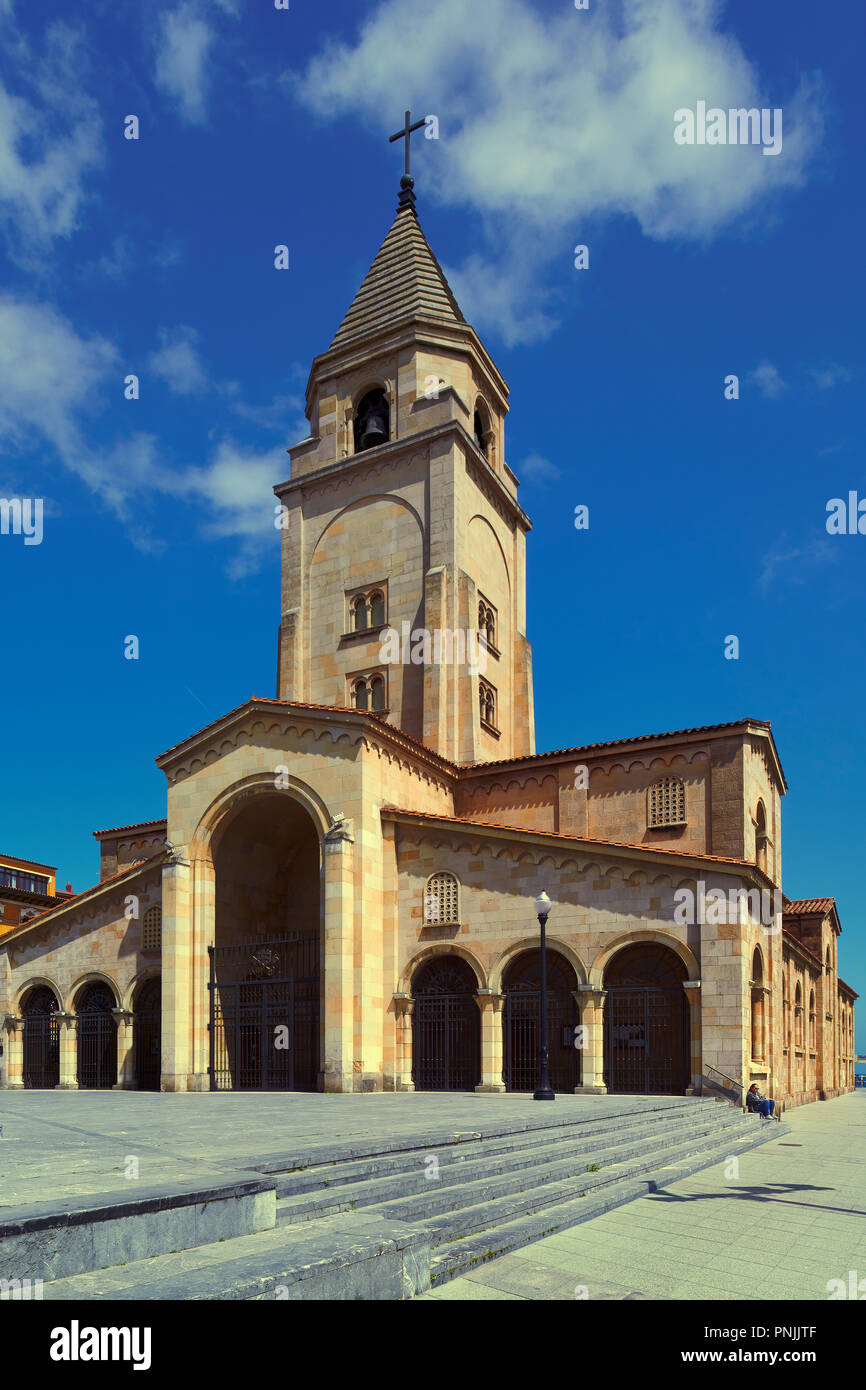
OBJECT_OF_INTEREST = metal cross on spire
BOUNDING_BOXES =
[389,108,426,207]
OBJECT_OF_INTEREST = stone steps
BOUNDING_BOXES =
[33,1101,787,1300]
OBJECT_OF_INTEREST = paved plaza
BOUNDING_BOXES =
[415,1091,866,1302]
[0,1089,688,1209]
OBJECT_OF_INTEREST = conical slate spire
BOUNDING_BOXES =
[329,194,467,351]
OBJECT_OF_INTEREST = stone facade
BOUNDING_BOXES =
[0,188,856,1106]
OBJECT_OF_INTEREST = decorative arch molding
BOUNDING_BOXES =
[310,492,425,563]
[123,966,163,1012]
[15,976,63,1013]
[303,448,430,504]
[488,937,588,993]
[461,773,559,800]
[466,513,512,599]
[67,972,122,1013]
[399,943,487,995]
[190,771,332,859]
[589,749,708,781]
[590,930,699,987]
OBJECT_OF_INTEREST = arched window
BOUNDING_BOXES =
[648,777,686,829]
[473,399,491,458]
[352,594,369,632]
[755,800,768,872]
[750,947,765,1062]
[794,981,803,1048]
[354,387,389,453]
[352,678,369,711]
[477,597,497,652]
[369,675,385,711]
[142,904,162,951]
[825,945,832,975]
[809,988,816,1050]
[479,678,497,730]
[369,590,386,627]
[783,973,790,1048]
[424,872,460,925]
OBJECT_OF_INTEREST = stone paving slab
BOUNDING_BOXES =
[0,1090,699,1210]
[415,1092,866,1302]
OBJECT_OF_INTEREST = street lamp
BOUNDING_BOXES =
[533,891,555,1101]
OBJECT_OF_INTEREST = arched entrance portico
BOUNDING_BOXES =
[604,943,688,1094]
[21,985,60,1089]
[133,977,162,1090]
[412,956,480,1091]
[75,982,118,1089]
[503,950,579,1093]
[209,792,321,1091]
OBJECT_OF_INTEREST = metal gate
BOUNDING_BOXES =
[134,978,161,1090]
[76,983,118,1089]
[208,936,319,1091]
[504,951,579,1093]
[412,958,480,1091]
[22,987,60,1089]
[604,988,688,1093]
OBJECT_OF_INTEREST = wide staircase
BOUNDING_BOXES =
[16,1097,786,1301]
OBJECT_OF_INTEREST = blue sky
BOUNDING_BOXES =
[0,0,863,1050]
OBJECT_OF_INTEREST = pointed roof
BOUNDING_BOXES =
[329,200,466,351]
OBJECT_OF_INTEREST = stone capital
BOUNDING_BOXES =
[3,1014,23,1033]
[474,990,505,1014]
[393,993,414,1019]
[111,1009,134,1025]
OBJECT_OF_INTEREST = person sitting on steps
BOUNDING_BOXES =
[746,1082,777,1120]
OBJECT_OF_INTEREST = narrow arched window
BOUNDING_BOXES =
[142,904,162,951]
[479,679,497,730]
[809,989,816,1050]
[755,800,768,871]
[354,387,389,453]
[352,679,369,711]
[794,982,803,1047]
[370,675,386,711]
[352,594,369,632]
[648,777,686,828]
[424,872,460,925]
[369,591,385,627]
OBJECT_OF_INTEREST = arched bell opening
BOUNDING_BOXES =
[21,984,61,1089]
[503,949,579,1093]
[603,943,689,1094]
[354,387,390,454]
[411,955,480,1091]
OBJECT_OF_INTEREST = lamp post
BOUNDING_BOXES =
[533,891,555,1101]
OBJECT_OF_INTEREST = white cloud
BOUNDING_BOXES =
[0,294,284,573]
[809,364,853,391]
[518,452,561,485]
[748,361,787,398]
[148,325,210,395]
[154,3,216,125]
[291,0,823,345]
[0,22,103,263]
[758,536,838,594]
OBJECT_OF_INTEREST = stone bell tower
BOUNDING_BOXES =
[274,170,535,765]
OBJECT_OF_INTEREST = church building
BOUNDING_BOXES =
[0,172,857,1106]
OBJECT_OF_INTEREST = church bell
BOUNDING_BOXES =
[359,409,388,450]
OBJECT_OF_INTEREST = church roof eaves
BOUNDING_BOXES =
[92,818,167,840]
[459,718,787,790]
[381,806,772,878]
[0,853,165,946]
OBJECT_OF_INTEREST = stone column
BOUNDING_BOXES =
[475,990,506,1093]
[112,1009,135,1089]
[3,1015,24,1089]
[575,986,607,1093]
[393,994,415,1091]
[161,849,191,1093]
[683,981,702,1093]
[189,855,216,1090]
[56,1012,79,1090]
[323,818,355,1093]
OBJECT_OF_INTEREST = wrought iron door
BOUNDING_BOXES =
[504,951,579,1092]
[76,983,118,1089]
[209,936,319,1091]
[134,978,162,1090]
[605,988,687,1093]
[22,987,60,1089]
[412,958,480,1091]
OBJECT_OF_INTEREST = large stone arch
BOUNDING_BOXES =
[66,972,121,1014]
[489,936,588,993]
[15,976,63,1013]
[189,770,331,860]
[589,929,699,988]
[399,943,487,995]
